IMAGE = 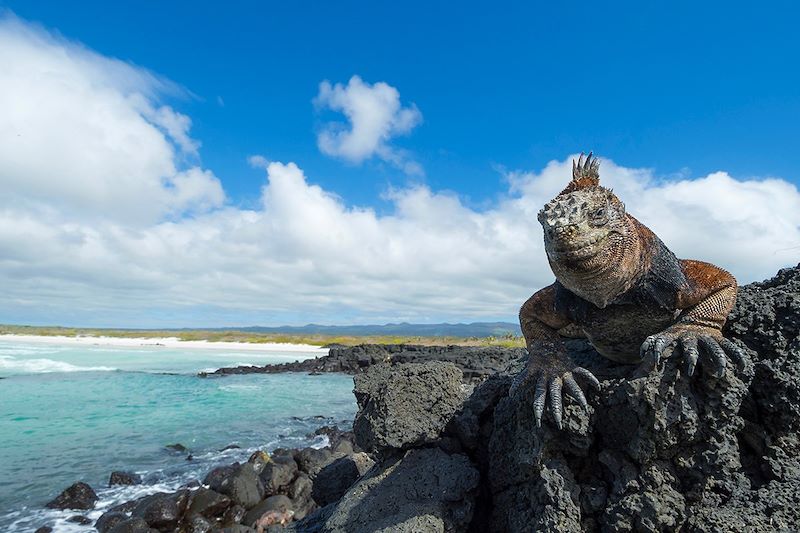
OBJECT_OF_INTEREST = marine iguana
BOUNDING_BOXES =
[511,152,747,428]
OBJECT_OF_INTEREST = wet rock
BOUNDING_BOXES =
[221,503,246,527]
[45,481,98,510]
[209,464,265,509]
[260,454,299,495]
[311,453,375,506]
[187,487,231,518]
[295,447,336,478]
[131,490,189,530]
[33,527,52,533]
[95,511,128,533]
[243,494,293,527]
[204,463,238,488]
[353,362,465,454]
[183,514,214,533]
[319,448,479,532]
[109,471,142,486]
[287,472,315,520]
[108,517,156,533]
[67,514,92,524]
[165,443,188,453]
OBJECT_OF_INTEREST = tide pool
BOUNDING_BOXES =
[0,340,357,532]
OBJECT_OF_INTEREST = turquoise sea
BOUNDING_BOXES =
[0,339,357,532]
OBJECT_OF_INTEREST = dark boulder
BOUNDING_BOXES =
[316,448,479,532]
[109,470,142,486]
[242,494,293,528]
[295,447,336,478]
[45,481,98,510]
[183,514,215,533]
[130,490,189,530]
[208,464,265,509]
[311,452,375,506]
[353,361,465,454]
[33,527,52,533]
[260,454,299,495]
[203,463,238,488]
[95,511,128,533]
[288,472,315,520]
[221,503,246,527]
[67,514,92,524]
[108,517,156,533]
[187,487,231,518]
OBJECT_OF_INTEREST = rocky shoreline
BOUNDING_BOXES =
[199,344,525,384]
[34,263,799,532]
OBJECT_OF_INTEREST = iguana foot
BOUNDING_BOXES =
[640,324,748,377]
[510,346,600,429]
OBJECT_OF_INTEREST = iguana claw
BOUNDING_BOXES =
[512,353,600,429]
[640,324,748,377]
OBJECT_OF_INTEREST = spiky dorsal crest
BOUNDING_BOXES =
[559,152,601,196]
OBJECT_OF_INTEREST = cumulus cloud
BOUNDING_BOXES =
[1,15,798,327]
[314,75,423,175]
[0,14,223,225]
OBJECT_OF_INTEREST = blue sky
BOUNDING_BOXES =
[0,2,798,327]
[7,1,800,205]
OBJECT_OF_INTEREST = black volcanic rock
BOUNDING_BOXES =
[131,490,189,530]
[199,344,525,384]
[209,464,265,510]
[45,481,98,510]
[353,362,466,454]
[32,264,800,533]
[95,511,128,533]
[287,264,800,532]
[187,488,232,518]
[311,453,375,507]
[301,448,479,532]
[109,470,142,486]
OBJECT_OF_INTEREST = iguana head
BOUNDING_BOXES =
[538,153,638,306]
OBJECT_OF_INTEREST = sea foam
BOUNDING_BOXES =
[0,355,116,374]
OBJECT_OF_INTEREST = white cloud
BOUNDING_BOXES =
[0,15,798,327]
[0,14,223,225]
[314,75,423,175]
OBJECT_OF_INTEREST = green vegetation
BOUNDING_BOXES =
[0,324,526,348]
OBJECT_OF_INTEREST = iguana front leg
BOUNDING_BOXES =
[511,284,600,428]
[640,260,748,376]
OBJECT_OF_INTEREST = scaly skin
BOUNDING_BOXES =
[511,153,748,429]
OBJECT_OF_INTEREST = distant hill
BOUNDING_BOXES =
[213,322,521,338]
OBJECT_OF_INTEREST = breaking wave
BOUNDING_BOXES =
[0,355,117,375]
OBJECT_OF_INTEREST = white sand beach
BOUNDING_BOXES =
[0,334,329,354]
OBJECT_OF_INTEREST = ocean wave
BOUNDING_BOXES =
[218,383,261,392]
[0,356,117,374]
[1,479,186,533]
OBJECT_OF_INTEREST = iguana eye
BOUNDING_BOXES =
[593,207,605,218]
